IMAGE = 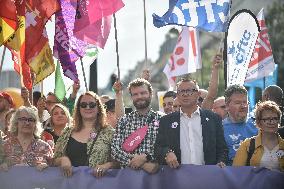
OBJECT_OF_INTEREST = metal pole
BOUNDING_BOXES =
[0,46,7,78]
[143,0,148,67]
[80,58,88,92]
[113,13,120,80]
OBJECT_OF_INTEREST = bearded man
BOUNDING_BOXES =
[111,78,163,173]
[223,85,258,165]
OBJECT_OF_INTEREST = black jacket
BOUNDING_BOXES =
[154,109,228,165]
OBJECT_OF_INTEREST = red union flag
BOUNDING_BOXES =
[25,0,59,83]
[163,27,201,87]
[0,0,17,45]
[245,8,275,82]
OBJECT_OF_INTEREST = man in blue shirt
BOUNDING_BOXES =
[223,85,258,165]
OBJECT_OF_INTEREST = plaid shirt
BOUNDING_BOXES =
[111,109,163,167]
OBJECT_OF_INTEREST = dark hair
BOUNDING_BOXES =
[128,78,153,95]
[125,107,133,114]
[163,91,176,100]
[224,85,247,104]
[105,99,115,112]
[263,85,283,106]
[33,91,43,105]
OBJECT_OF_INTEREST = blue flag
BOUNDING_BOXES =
[153,0,231,32]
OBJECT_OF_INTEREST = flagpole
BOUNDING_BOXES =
[224,31,228,89]
[41,81,44,97]
[143,0,148,67]
[18,51,24,87]
[0,46,7,78]
[80,58,88,91]
[113,13,120,80]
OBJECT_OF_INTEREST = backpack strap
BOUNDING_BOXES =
[246,138,255,166]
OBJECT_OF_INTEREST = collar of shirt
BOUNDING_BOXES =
[222,116,251,125]
[180,107,200,118]
[133,108,156,118]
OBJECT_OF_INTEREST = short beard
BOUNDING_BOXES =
[133,98,151,110]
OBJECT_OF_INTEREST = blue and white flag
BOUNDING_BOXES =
[226,10,260,86]
[153,0,231,32]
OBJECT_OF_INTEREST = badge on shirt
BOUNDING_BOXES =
[276,149,284,158]
[171,122,178,128]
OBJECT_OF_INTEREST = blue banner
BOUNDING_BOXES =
[153,0,231,32]
[0,165,283,189]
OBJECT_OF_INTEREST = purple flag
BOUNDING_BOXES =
[54,0,88,81]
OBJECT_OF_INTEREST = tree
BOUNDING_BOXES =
[265,0,284,89]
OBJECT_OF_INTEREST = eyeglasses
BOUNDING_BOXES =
[80,102,97,109]
[260,117,279,124]
[18,117,36,123]
[177,88,198,95]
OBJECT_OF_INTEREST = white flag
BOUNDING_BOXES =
[226,10,260,86]
[163,27,202,87]
[245,8,275,82]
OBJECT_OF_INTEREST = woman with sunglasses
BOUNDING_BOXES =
[1,106,53,171]
[53,91,118,177]
[233,101,284,171]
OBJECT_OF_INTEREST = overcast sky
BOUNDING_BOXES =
[0,0,170,95]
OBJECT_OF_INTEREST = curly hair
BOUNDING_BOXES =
[255,100,281,126]
[73,91,107,132]
[50,103,72,128]
[10,106,42,138]
[128,78,153,95]
[224,85,247,104]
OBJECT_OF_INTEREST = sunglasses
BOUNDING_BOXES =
[80,102,97,109]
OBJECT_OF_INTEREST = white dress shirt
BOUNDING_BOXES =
[180,107,205,165]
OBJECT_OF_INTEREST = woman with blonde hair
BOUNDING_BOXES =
[1,106,53,171]
[54,91,118,177]
[42,103,72,147]
[233,101,284,171]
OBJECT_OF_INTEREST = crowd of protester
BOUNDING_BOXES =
[0,53,283,177]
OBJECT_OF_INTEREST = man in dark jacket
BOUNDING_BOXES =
[155,78,228,168]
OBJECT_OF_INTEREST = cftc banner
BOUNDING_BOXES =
[226,9,260,86]
[0,165,283,189]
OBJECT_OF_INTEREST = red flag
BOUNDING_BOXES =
[25,0,60,63]
[245,8,275,82]
[5,0,59,89]
[0,0,18,45]
[5,0,33,89]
